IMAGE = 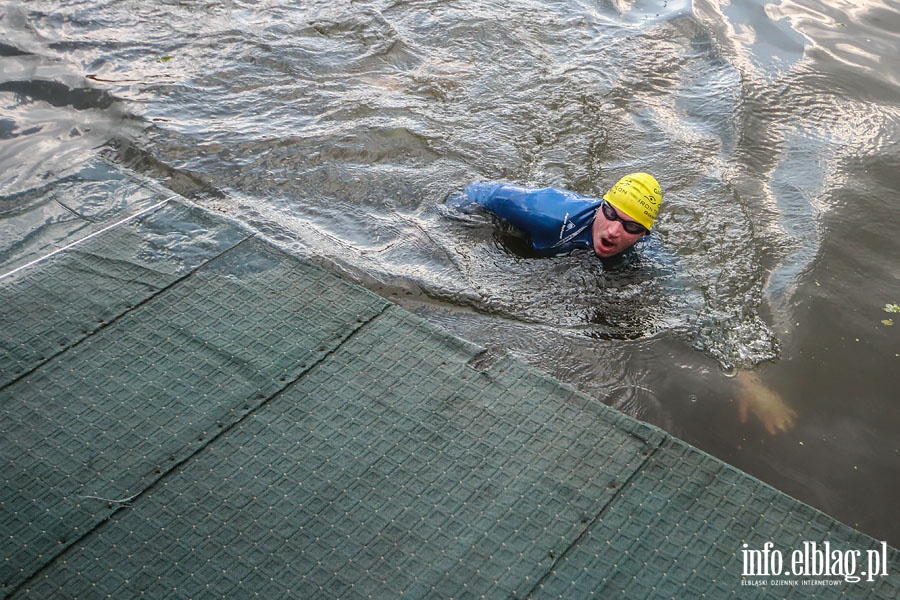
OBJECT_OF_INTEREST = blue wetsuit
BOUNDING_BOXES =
[462,182,601,255]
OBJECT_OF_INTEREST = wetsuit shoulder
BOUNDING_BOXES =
[463,182,598,253]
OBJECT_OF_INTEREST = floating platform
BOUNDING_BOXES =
[1,162,897,598]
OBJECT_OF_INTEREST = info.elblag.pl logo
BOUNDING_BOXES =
[740,541,891,586]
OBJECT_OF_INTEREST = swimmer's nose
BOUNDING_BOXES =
[607,220,624,237]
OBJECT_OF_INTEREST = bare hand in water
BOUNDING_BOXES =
[735,371,797,435]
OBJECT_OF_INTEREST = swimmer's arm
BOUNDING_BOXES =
[462,182,561,243]
[463,182,534,225]
[735,371,797,435]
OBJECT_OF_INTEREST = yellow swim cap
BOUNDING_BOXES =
[603,172,663,231]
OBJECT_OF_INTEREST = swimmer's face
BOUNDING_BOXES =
[591,201,647,258]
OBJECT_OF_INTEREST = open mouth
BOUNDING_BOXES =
[598,236,616,252]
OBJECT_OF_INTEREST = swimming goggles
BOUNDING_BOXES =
[599,201,648,235]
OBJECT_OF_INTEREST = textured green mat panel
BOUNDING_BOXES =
[0,158,168,273]
[532,437,900,598]
[3,190,897,599]
[0,233,388,594]
[10,306,662,599]
[0,202,248,388]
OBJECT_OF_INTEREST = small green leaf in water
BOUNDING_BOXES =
[157,55,175,63]
[882,319,894,326]
[885,303,900,313]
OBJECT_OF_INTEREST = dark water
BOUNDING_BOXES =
[2,0,899,546]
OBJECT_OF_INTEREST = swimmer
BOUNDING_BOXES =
[458,172,661,258]
[451,173,797,435]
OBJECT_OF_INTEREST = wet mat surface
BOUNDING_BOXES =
[11,308,661,598]
[0,204,388,594]
[0,159,174,274]
[1,183,898,598]
[534,437,900,598]
[0,202,248,388]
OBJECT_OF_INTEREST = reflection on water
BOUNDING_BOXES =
[1,0,899,545]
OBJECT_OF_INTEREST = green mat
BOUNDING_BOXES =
[1,170,897,598]
[0,202,247,388]
[0,159,170,275]
[1,201,388,595]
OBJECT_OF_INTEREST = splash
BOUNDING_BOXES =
[2,0,895,374]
